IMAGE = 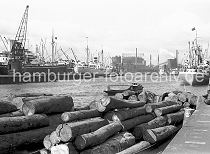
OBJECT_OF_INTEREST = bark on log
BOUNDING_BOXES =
[74,105,90,111]
[80,132,135,154]
[121,114,155,131]
[154,104,182,116]
[112,106,146,122]
[0,100,17,114]
[128,95,138,101]
[43,135,52,150]
[0,114,49,134]
[51,142,78,154]
[132,116,167,139]
[0,110,24,118]
[75,122,123,150]
[22,95,74,115]
[11,93,53,98]
[96,96,146,112]
[48,114,63,126]
[143,125,181,143]
[0,125,57,154]
[57,117,109,142]
[165,110,184,125]
[61,109,101,122]
[145,101,180,113]
[116,141,151,154]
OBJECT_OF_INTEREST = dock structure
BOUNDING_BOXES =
[163,98,210,153]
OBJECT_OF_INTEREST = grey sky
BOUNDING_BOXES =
[0,0,210,65]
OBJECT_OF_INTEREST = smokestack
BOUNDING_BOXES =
[135,48,137,64]
[150,54,152,67]
[176,50,178,68]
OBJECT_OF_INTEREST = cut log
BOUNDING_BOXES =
[96,96,146,112]
[50,131,61,146]
[115,93,124,100]
[145,101,180,113]
[31,149,50,154]
[165,110,184,125]
[43,135,52,150]
[123,90,136,97]
[145,91,156,104]
[75,122,123,150]
[143,125,181,143]
[128,95,138,101]
[137,91,147,102]
[40,149,50,154]
[0,114,49,134]
[51,142,78,154]
[0,110,24,118]
[10,93,53,98]
[177,93,187,102]
[22,95,74,115]
[154,104,182,116]
[0,100,17,114]
[88,100,98,110]
[112,106,146,122]
[80,132,135,154]
[116,141,151,154]
[132,116,167,139]
[121,114,155,131]
[57,117,109,142]
[0,125,57,154]
[61,109,101,122]
[187,94,198,107]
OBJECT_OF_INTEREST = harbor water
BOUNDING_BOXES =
[0,75,208,106]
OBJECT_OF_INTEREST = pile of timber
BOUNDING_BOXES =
[39,90,199,154]
[0,90,199,154]
[0,93,75,154]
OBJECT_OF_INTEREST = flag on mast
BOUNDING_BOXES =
[192,27,196,31]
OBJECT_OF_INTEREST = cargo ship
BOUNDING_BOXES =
[179,28,210,86]
[0,5,75,84]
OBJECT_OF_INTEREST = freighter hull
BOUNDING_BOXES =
[179,71,209,86]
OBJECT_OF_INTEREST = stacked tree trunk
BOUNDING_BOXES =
[0,93,77,154]
[0,90,198,154]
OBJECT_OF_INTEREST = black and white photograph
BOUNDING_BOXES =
[0,0,209,153]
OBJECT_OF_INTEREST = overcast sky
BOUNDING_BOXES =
[0,0,210,65]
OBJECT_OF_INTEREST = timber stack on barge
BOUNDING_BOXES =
[0,84,202,154]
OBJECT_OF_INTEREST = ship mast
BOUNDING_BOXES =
[86,37,89,65]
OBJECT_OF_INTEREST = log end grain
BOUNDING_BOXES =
[50,131,61,146]
[145,129,156,143]
[43,135,52,150]
[100,96,111,107]
[61,112,70,122]
[59,124,72,142]
[154,109,162,117]
[22,103,35,116]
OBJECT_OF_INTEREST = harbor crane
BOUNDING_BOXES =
[70,48,79,63]
[11,5,29,60]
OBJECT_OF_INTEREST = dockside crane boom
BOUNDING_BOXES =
[70,48,79,63]
[11,5,29,60]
